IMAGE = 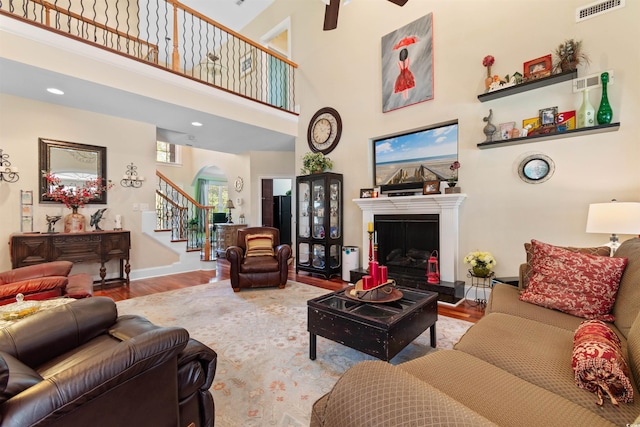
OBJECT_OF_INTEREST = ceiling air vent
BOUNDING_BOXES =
[572,70,614,93]
[576,0,624,22]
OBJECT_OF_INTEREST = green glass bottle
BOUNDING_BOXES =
[597,72,612,125]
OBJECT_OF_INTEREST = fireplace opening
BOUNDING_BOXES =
[375,214,439,279]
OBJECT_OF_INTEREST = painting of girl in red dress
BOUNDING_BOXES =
[394,48,415,99]
[381,13,433,112]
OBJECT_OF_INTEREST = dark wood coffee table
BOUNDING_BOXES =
[307,286,438,362]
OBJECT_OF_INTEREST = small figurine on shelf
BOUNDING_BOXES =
[482,109,497,142]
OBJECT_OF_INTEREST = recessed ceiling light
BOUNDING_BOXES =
[191,122,203,127]
[46,88,64,95]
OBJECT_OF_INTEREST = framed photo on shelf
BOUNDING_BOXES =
[360,188,374,198]
[422,181,440,195]
[499,122,515,140]
[539,106,558,126]
[523,54,552,79]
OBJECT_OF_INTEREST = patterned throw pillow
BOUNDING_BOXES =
[519,239,627,321]
[245,234,274,257]
[572,320,634,407]
[521,242,611,289]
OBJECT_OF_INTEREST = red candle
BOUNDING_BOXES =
[379,266,388,284]
[369,261,379,286]
[362,275,373,290]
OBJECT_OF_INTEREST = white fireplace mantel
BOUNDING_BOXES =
[353,194,467,283]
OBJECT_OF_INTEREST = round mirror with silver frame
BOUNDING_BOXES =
[516,153,555,184]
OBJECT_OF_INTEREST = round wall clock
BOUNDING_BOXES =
[234,176,244,192]
[307,107,342,155]
[517,153,555,184]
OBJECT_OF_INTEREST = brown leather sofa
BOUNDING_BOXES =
[0,297,217,427]
[226,226,292,292]
[0,261,93,305]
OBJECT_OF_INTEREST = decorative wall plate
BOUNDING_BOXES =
[518,153,555,184]
[234,176,244,192]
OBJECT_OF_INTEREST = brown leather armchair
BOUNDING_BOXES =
[0,261,93,305]
[226,226,292,292]
[0,297,216,426]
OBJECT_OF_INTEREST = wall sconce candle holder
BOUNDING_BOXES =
[120,162,144,188]
[0,149,19,183]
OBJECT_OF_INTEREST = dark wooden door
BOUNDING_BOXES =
[261,179,274,227]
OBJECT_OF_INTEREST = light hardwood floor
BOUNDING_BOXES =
[94,259,484,323]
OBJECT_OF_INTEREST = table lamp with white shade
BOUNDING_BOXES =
[586,200,640,255]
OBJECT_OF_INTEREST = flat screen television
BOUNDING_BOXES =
[373,120,458,194]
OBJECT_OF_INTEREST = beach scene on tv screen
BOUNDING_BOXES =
[375,123,458,186]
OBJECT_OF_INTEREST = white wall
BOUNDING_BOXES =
[0,96,296,276]
[243,0,640,280]
[273,179,292,196]
[0,94,178,274]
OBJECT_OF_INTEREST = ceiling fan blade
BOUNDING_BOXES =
[387,0,409,5]
[323,0,340,31]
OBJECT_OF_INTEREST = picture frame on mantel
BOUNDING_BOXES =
[422,181,440,195]
[360,188,374,198]
[381,13,434,113]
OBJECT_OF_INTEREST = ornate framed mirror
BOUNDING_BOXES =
[39,138,108,204]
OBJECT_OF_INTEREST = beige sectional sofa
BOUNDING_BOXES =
[311,238,640,426]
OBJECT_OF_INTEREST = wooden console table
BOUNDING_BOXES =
[215,224,247,258]
[9,231,131,289]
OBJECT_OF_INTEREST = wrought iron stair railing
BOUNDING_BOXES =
[0,0,297,113]
[156,170,217,261]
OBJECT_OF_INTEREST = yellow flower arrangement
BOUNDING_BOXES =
[463,251,496,277]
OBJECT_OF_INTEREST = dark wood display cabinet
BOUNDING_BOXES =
[10,230,131,289]
[296,172,343,279]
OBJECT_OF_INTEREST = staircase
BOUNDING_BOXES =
[139,171,219,275]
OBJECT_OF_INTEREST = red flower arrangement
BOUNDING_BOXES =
[483,55,495,78]
[43,172,112,210]
[449,161,461,183]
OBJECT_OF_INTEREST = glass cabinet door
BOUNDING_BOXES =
[329,245,340,268]
[312,244,325,268]
[329,178,341,239]
[298,182,310,238]
[312,179,325,239]
[298,242,310,266]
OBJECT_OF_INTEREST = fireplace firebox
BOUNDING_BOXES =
[375,214,439,280]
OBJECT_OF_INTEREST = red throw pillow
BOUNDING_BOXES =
[572,320,633,406]
[519,239,627,321]
[521,242,611,289]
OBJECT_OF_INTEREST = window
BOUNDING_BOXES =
[205,182,228,212]
[156,142,181,164]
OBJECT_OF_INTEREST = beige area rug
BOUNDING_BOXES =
[116,280,473,427]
